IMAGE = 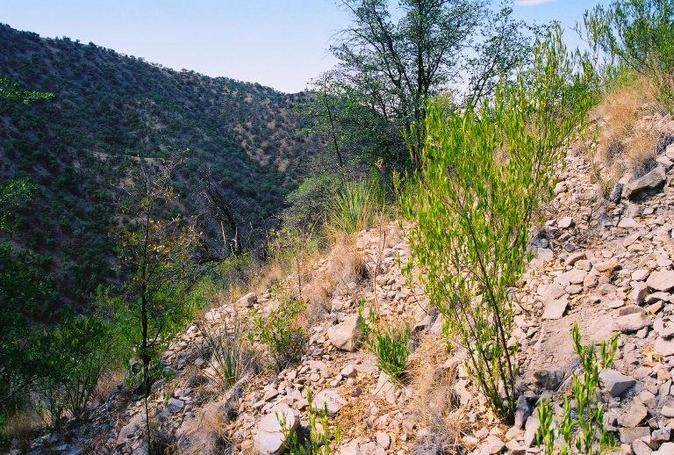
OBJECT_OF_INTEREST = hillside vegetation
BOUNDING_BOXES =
[3,0,674,454]
[0,23,321,305]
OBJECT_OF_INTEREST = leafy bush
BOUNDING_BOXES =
[536,324,618,454]
[283,174,340,231]
[250,299,307,370]
[34,312,124,430]
[402,28,596,421]
[585,0,674,106]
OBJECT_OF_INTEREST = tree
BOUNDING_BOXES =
[403,28,596,420]
[0,76,54,104]
[117,154,201,451]
[313,0,539,170]
[0,82,55,408]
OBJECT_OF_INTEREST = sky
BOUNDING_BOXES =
[1,0,605,93]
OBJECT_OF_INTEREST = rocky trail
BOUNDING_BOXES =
[28,116,674,455]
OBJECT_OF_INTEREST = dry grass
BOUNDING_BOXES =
[590,74,663,193]
[407,336,466,453]
[3,409,43,454]
[302,235,368,323]
[91,369,126,406]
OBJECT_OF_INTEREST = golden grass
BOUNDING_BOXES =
[3,409,43,453]
[589,74,663,192]
[407,336,466,450]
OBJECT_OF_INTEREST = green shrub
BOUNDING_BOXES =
[250,299,307,370]
[198,318,252,388]
[34,312,124,430]
[283,390,342,454]
[328,177,382,235]
[358,300,410,382]
[402,27,596,421]
[536,323,618,454]
[585,0,674,106]
[283,174,340,231]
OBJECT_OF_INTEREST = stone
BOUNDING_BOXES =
[340,364,356,378]
[654,443,674,454]
[523,415,539,448]
[542,296,569,320]
[655,338,674,357]
[661,405,674,418]
[235,292,257,307]
[624,166,666,200]
[616,310,651,333]
[312,389,344,416]
[647,271,674,292]
[633,269,651,282]
[633,439,653,455]
[600,369,636,397]
[327,315,361,352]
[254,404,298,455]
[558,268,587,285]
[652,427,671,443]
[376,431,391,449]
[478,435,505,454]
[167,398,184,414]
[558,217,575,229]
[539,283,566,301]
[618,402,648,428]
[619,426,651,444]
[534,369,565,391]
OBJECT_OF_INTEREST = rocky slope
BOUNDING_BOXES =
[24,113,674,454]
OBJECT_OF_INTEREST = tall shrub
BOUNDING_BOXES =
[585,0,674,105]
[402,28,596,421]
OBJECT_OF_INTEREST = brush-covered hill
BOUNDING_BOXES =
[0,23,322,306]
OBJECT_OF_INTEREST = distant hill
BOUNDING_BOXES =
[0,23,322,306]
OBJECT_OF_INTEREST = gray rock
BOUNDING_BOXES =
[654,338,674,357]
[624,166,666,200]
[652,427,671,443]
[647,270,674,292]
[633,439,653,455]
[235,291,257,307]
[600,369,636,397]
[618,402,648,428]
[616,310,652,333]
[654,443,674,454]
[534,369,565,391]
[167,398,184,414]
[523,415,539,448]
[619,426,651,444]
[478,435,505,454]
[542,296,569,320]
[312,389,344,416]
[253,404,298,455]
[327,315,361,352]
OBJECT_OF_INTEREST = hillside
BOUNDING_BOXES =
[0,23,321,306]
[27,107,674,454]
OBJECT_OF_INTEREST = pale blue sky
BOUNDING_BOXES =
[0,0,604,93]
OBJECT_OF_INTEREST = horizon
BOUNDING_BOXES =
[0,0,605,93]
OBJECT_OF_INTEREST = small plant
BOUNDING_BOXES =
[358,299,410,382]
[370,326,411,382]
[250,299,307,370]
[282,390,342,454]
[198,317,252,389]
[535,323,619,454]
[328,178,380,235]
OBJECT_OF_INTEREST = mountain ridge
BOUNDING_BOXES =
[0,22,322,307]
